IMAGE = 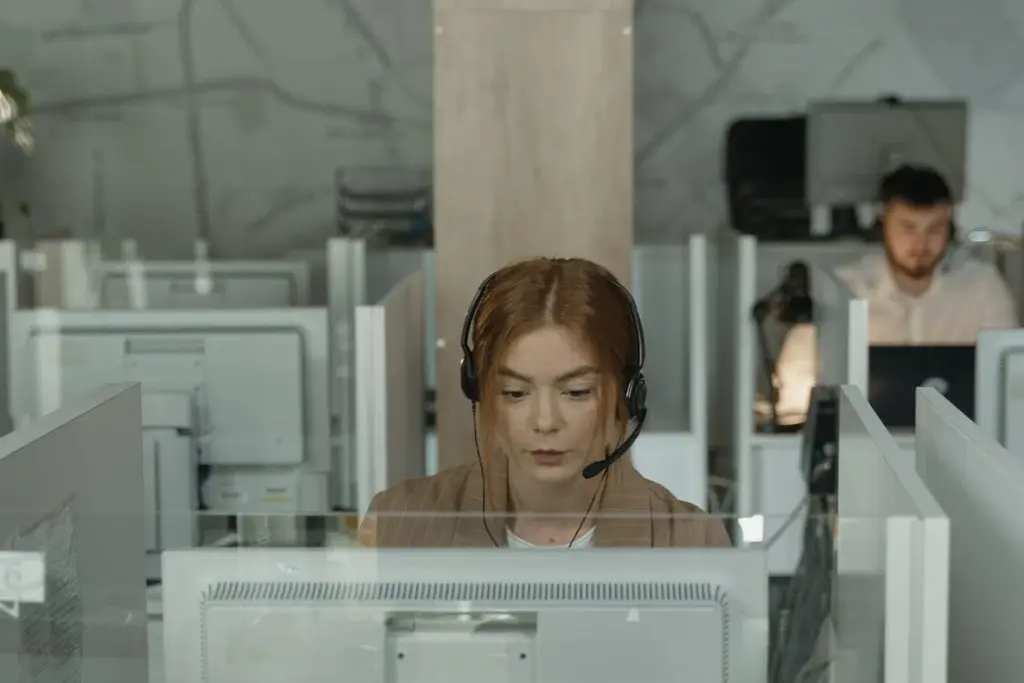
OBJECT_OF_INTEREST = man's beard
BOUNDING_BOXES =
[884,243,942,280]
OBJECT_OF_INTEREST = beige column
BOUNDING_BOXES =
[433,0,635,469]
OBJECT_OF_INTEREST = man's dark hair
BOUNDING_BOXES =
[879,165,952,206]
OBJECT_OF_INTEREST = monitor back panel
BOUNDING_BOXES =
[26,328,305,467]
[163,548,769,683]
[200,585,725,683]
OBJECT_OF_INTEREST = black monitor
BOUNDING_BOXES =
[868,345,975,428]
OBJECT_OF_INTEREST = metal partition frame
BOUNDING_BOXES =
[688,235,710,495]
[917,388,1024,683]
[836,386,949,683]
[354,270,427,513]
[0,383,148,683]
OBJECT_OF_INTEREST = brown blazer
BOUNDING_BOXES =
[359,458,731,548]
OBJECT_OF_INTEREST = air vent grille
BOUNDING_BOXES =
[206,580,725,605]
[199,581,732,682]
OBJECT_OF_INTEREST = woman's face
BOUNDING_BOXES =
[491,325,608,486]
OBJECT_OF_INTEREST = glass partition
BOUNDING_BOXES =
[0,506,935,683]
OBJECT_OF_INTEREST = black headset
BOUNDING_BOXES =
[459,269,648,480]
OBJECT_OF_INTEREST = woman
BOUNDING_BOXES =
[360,257,729,548]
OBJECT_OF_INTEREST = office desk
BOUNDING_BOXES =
[753,430,914,575]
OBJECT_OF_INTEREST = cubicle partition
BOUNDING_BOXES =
[327,237,369,511]
[719,230,870,574]
[0,383,148,683]
[27,239,100,309]
[715,229,757,512]
[631,235,709,507]
[354,269,427,513]
[0,240,19,315]
[0,241,19,417]
[327,237,434,510]
[975,328,1024,456]
[835,387,949,683]
[94,259,311,309]
[812,265,869,391]
[18,238,313,311]
[917,388,1024,683]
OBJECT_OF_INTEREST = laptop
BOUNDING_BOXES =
[867,345,976,428]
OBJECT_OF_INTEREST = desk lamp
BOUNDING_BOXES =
[751,261,814,432]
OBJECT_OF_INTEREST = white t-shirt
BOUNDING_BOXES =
[506,526,595,549]
[774,255,1018,419]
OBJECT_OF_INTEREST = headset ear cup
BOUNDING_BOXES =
[623,372,647,421]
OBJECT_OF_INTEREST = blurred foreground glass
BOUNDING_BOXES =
[0,508,921,683]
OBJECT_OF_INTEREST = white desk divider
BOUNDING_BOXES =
[631,234,709,507]
[975,328,1024,454]
[0,240,19,313]
[917,388,1024,683]
[812,265,868,392]
[717,230,758,517]
[354,270,427,513]
[0,383,148,682]
[835,386,948,683]
[327,237,369,510]
[0,240,17,416]
[30,239,99,309]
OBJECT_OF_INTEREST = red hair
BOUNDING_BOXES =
[470,257,638,457]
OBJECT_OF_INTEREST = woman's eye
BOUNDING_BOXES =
[502,390,527,400]
[566,389,593,399]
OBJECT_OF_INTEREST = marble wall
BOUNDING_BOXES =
[1,0,1023,257]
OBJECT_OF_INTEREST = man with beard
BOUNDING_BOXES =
[770,164,1017,423]
[836,164,1016,342]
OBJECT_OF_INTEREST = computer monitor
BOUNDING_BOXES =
[0,384,148,683]
[96,260,311,309]
[162,547,769,683]
[806,99,968,206]
[868,345,975,428]
[975,329,1024,454]
[916,388,1024,683]
[11,309,331,576]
